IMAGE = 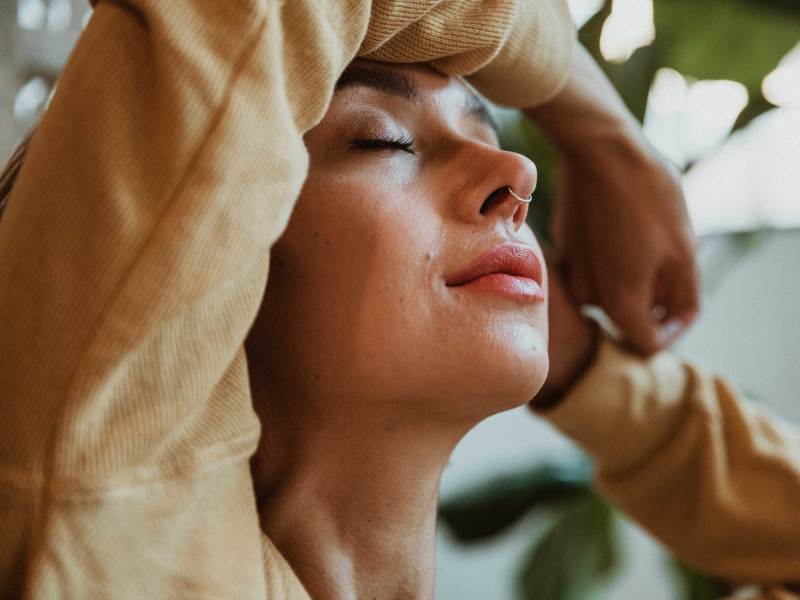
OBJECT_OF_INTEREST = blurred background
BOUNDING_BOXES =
[1,1,798,598]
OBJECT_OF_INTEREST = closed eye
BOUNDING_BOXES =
[350,136,415,154]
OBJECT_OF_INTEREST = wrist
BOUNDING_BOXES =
[533,320,601,410]
[559,116,650,168]
[522,45,648,167]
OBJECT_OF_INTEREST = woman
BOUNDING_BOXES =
[0,3,798,600]
[4,53,800,598]
[235,59,800,599]
[0,2,583,597]
[245,59,547,598]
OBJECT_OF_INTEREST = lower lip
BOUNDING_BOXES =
[451,274,545,302]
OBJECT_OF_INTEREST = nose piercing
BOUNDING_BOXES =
[507,186,533,204]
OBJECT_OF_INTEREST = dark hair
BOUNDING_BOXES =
[0,128,36,221]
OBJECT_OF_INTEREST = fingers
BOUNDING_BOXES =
[657,258,701,344]
[546,261,580,321]
[549,166,570,245]
[563,256,595,307]
[602,283,664,355]
[600,258,700,355]
[541,261,600,403]
[552,169,597,306]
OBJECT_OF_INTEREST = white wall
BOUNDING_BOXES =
[1,0,23,156]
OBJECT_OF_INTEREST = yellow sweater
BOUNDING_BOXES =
[0,0,797,598]
[0,0,572,597]
[543,339,800,597]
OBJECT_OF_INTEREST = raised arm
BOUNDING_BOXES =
[524,43,700,354]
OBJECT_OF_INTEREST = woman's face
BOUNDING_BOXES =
[250,60,548,422]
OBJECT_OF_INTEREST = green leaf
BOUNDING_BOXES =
[576,1,800,130]
[655,0,800,91]
[516,494,619,600]
[438,458,593,543]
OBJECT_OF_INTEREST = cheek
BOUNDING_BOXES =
[351,240,550,408]
[344,206,443,370]
[263,177,440,386]
[263,174,549,408]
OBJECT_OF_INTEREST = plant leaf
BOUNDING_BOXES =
[517,494,619,600]
[438,458,593,543]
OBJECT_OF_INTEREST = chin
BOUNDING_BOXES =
[452,330,549,417]
[488,354,548,410]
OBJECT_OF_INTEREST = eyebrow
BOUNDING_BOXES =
[335,66,419,100]
[335,65,500,138]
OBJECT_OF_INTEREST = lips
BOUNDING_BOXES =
[446,243,543,288]
[445,243,544,302]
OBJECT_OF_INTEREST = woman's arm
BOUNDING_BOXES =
[534,321,800,584]
[524,43,700,355]
[0,1,574,597]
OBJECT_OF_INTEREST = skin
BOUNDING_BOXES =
[526,44,700,354]
[245,60,550,600]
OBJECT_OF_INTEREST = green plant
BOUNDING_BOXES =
[439,457,731,600]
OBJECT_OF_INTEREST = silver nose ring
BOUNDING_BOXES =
[507,186,533,204]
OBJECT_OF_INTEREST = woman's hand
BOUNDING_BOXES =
[525,44,700,355]
[534,263,599,408]
[551,142,699,355]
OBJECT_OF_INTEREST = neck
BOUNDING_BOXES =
[250,388,469,600]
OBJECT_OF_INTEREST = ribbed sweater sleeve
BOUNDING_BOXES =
[537,339,800,587]
[0,1,573,597]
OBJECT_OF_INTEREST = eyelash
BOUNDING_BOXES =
[350,135,415,154]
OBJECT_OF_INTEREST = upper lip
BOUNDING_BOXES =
[445,243,543,287]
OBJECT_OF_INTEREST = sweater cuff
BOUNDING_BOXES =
[467,0,576,108]
[532,338,690,471]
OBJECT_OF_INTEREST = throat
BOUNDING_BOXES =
[251,416,462,600]
[260,496,439,600]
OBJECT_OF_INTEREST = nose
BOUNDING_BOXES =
[455,146,538,231]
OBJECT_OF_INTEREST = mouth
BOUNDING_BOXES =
[445,243,545,302]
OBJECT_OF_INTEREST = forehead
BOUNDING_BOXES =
[333,60,499,135]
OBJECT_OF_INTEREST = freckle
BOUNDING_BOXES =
[314,373,321,381]
[399,297,404,303]
[424,252,433,261]
[324,238,331,247]
[312,231,320,239]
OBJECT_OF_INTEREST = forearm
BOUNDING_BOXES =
[523,42,698,353]
[0,1,335,595]
[522,43,645,163]
[535,339,800,584]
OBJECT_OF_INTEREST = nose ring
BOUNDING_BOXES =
[507,186,532,204]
